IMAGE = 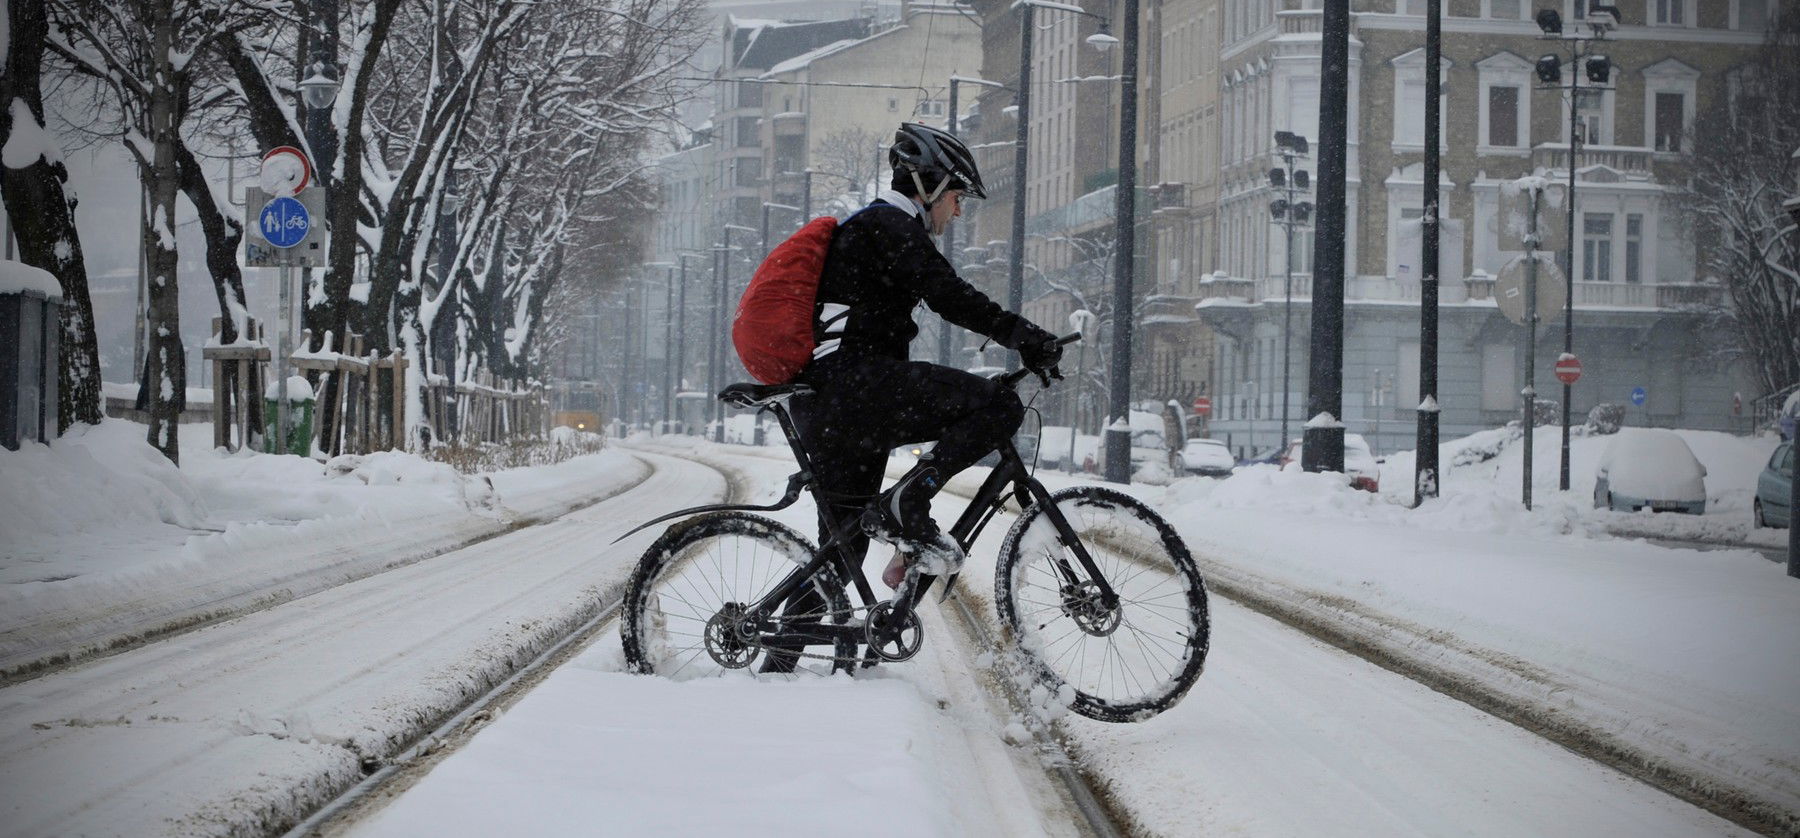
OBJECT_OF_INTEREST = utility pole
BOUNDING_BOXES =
[1416,0,1442,504]
[1009,1,1033,360]
[1103,0,1141,485]
[1303,0,1349,474]
[1269,132,1312,452]
[1535,4,1617,490]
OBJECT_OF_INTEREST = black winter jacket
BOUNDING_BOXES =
[809,198,1047,363]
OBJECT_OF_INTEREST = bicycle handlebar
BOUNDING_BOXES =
[995,331,1082,389]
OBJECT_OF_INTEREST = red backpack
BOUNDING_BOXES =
[732,216,840,384]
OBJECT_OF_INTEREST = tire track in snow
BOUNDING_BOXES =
[0,451,730,838]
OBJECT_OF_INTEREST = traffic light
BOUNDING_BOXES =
[1536,8,1562,35]
[1268,168,1286,188]
[1273,131,1309,155]
[1292,202,1314,225]
[1293,170,1310,191]
[1268,198,1288,221]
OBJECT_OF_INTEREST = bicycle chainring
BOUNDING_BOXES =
[864,601,924,662]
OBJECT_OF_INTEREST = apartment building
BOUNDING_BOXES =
[1189,0,1773,456]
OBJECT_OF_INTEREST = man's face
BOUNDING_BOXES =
[927,189,963,236]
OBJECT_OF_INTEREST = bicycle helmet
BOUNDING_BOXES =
[889,122,987,207]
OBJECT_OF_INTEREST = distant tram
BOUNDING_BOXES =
[553,410,602,433]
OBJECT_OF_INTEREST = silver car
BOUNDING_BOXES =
[1753,441,1792,529]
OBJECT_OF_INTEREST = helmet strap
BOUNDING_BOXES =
[910,170,951,210]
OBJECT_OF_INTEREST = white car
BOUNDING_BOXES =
[1279,433,1381,492]
[1594,429,1707,514]
[1176,438,1236,477]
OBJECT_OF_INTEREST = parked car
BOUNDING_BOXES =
[1278,433,1381,492]
[1753,441,1793,529]
[1593,429,1707,515]
[1239,445,1286,467]
[1176,438,1236,477]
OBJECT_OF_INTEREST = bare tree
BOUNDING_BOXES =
[809,125,883,214]
[1686,4,1800,397]
[48,0,273,463]
[2,0,102,429]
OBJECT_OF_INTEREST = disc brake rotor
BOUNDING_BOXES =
[702,603,760,669]
[1062,581,1121,637]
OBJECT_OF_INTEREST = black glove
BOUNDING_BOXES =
[1017,330,1063,375]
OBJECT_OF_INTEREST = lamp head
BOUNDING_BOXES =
[1584,54,1612,84]
[1535,54,1562,84]
[1085,31,1119,52]
[298,62,341,110]
[1586,4,1621,32]
[1268,168,1287,188]
[1535,8,1563,35]
[1268,198,1289,220]
[1293,170,1310,191]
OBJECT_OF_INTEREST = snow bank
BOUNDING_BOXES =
[0,258,61,298]
[0,420,648,675]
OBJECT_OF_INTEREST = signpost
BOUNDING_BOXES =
[1192,396,1212,416]
[1554,355,1582,385]
[245,148,328,454]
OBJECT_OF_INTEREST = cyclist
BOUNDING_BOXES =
[790,123,1064,595]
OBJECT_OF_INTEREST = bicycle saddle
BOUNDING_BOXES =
[718,381,814,409]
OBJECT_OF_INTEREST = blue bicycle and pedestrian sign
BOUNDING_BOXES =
[1631,386,1648,406]
[258,196,311,249]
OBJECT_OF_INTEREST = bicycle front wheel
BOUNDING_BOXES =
[622,512,854,678]
[995,486,1209,722]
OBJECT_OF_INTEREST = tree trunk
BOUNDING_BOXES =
[174,141,264,438]
[143,0,185,463]
[1,0,102,429]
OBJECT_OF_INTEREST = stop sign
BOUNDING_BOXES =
[1193,396,1212,416]
[1554,355,1583,384]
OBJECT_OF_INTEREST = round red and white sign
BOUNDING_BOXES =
[259,146,312,197]
[1554,355,1582,385]
[1193,396,1213,416]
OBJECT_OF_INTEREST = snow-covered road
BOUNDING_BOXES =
[0,452,717,838]
[339,444,1747,837]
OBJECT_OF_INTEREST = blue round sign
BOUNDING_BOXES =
[1630,386,1648,406]
[259,196,310,248]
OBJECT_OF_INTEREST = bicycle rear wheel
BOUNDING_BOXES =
[622,512,854,678]
[995,486,1209,722]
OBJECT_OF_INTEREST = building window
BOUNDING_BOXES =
[1488,86,1519,146]
[1487,0,1523,18]
[1653,0,1689,25]
[1654,92,1685,152]
[887,97,899,112]
[1736,0,1771,30]
[1573,87,1606,144]
[1481,344,1517,412]
[917,99,946,118]
[1392,50,1449,152]
[736,80,762,108]
[1625,214,1642,284]
[1401,0,1426,14]
[1583,213,1613,282]
[735,117,759,148]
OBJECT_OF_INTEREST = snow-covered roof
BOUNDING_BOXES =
[763,34,877,77]
[0,259,62,300]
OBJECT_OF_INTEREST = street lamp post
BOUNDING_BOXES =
[1535,4,1618,492]
[1304,0,1350,475]
[1101,0,1140,484]
[674,252,703,434]
[713,225,757,442]
[943,75,1006,367]
[1268,132,1313,453]
[1417,0,1442,504]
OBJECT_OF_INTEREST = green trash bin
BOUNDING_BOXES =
[264,375,316,455]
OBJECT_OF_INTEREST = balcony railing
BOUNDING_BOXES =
[1531,143,1653,176]
[1255,274,1313,301]
[1575,281,1721,308]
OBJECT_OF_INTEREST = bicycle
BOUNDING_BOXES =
[615,334,1210,723]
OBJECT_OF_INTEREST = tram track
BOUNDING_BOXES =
[0,456,658,687]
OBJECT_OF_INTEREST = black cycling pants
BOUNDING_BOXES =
[791,351,1025,569]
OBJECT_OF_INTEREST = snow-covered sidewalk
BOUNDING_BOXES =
[0,420,642,678]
